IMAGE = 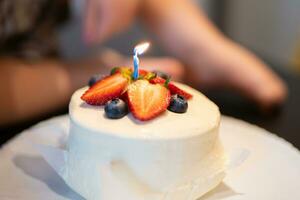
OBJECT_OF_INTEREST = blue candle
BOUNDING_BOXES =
[133,51,139,79]
[133,42,150,80]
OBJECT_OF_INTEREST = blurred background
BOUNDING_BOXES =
[1,0,299,146]
[60,0,300,71]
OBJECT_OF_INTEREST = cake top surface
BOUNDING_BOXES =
[69,82,220,139]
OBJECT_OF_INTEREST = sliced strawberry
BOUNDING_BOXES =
[168,83,193,100]
[138,69,148,76]
[150,77,193,100]
[81,73,129,105]
[119,91,128,103]
[111,67,131,75]
[149,76,165,84]
[127,80,171,121]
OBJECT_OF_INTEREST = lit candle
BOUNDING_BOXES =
[133,42,150,80]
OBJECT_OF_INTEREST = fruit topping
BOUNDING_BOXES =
[168,83,193,100]
[150,77,193,100]
[110,67,131,75]
[168,94,188,113]
[81,73,129,105]
[104,98,128,119]
[110,67,156,80]
[137,69,149,77]
[127,80,171,121]
[82,67,192,121]
[149,76,166,84]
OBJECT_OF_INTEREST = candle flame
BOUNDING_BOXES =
[134,42,150,55]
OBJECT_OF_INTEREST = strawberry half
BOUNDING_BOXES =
[168,83,193,100]
[127,80,171,121]
[81,73,129,105]
[138,69,149,77]
[150,77,193,100]
[149,76,165,84]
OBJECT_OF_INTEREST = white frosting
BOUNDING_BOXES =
[65,83,226,200]
[69,83,220,139]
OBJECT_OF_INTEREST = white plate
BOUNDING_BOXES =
[0,115,300,200]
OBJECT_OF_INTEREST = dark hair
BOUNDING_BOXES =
[0,0,70,59]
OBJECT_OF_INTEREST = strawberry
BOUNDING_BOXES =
[168,83,193,100]
[81,73,129,105]
[150,77,193,100]
[138,69,148,77]
[149,76,166,84]
[127,80,171,121]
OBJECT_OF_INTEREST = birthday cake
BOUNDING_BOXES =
[64,65,227,200]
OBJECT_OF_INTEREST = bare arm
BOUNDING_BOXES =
[0,58,68,125]
[0,50,123,125]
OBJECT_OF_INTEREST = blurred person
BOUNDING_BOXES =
[0,0,286,126]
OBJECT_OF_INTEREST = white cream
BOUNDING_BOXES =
[65,83,226,200]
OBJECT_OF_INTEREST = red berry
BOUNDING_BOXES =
[138,69,149,76]
[127,80,171,121]
[81,73,129,105]
[149,76,166,84]
[168,83,193,100]
[150,77,193,100]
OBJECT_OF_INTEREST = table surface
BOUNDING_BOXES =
[1,66,300,149]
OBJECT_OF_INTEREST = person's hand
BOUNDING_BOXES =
[83,0,139,43]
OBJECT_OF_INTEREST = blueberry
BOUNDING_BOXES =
[168,94,188,113]
[153,70,170,80]
[88,74,103,87]
[105,98,128,119]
